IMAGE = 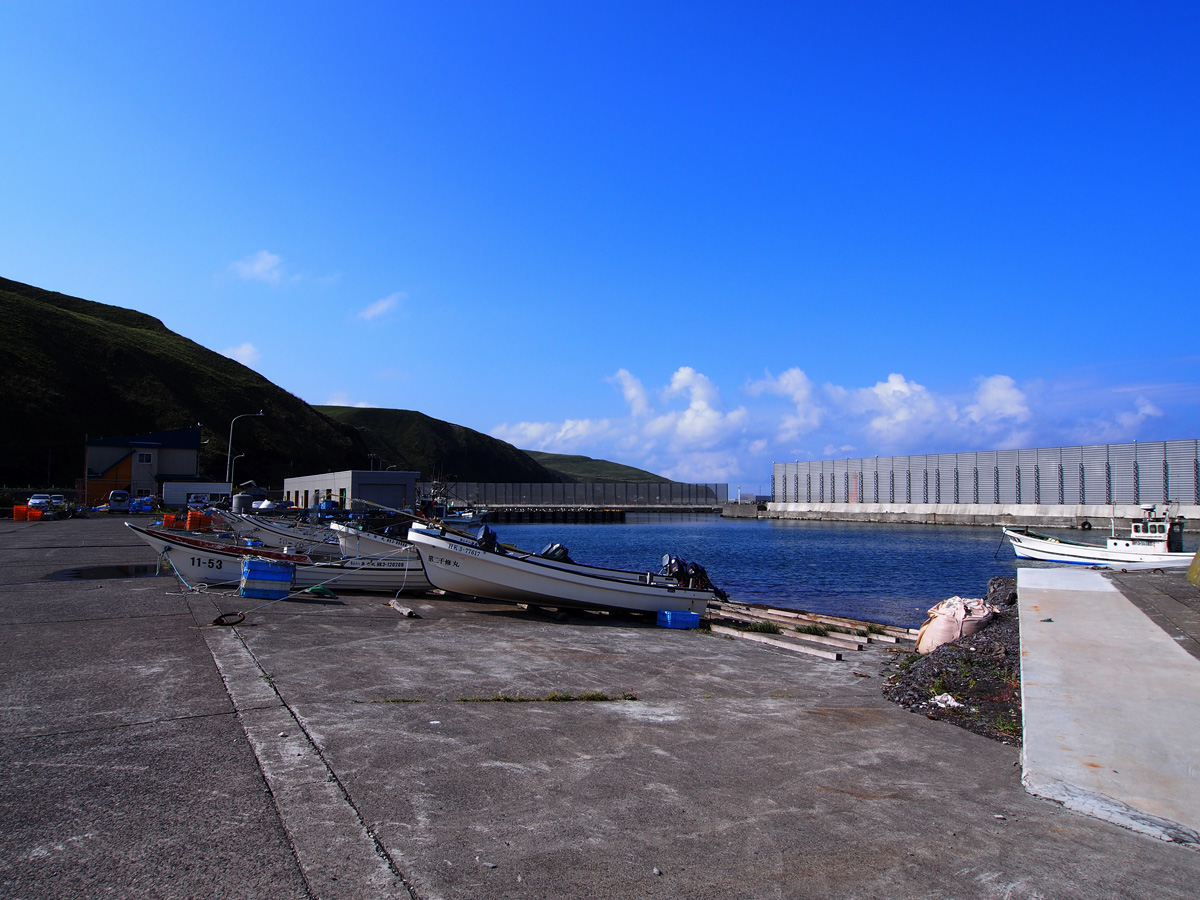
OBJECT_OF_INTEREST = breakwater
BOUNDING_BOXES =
[724,501,1200,531]
[484,505,729,524]
[487,507,627,524]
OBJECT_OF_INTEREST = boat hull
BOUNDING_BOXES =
[213,511,341,555]
[330,521,414,557]
[1003,527,1195,567]
[126,522,432,592]
[406,525,714,614]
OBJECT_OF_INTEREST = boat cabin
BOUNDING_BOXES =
[1108,504,1186,553]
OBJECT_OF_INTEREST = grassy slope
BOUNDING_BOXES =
[0,276,366,486]
[524,451,671,483]
[1,275,661,490]
[314,406,560,483]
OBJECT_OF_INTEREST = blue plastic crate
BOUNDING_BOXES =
[242,559,293,581]
[239,558,294,600]
[657,610,700,629]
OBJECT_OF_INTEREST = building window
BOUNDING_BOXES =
[137,452,153,464]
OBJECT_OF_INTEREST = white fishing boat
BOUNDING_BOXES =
[416,483,489,528]
[330,520,414,557]
[212,510,341,555]
[126,522,432,592]
[406,523,726,614]
[442,508,488,528]
[1003,504,1194,567]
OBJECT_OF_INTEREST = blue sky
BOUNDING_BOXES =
[3,2,1198,492]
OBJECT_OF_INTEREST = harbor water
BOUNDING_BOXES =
[487,514,1199,629]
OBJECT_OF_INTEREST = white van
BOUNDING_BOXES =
[107,490,130,512]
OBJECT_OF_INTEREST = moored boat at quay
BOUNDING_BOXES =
[125,521,432,592]
[1003,504,1194,567]
[406,522,726,614]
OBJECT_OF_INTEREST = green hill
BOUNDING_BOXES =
[524,451,671,483]
[314,406,560,483]
[0,276,369,487]
[0,276,668,491]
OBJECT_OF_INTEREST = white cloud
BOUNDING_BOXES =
[965,375,1029,424]
[1116,395,1164,429]
[660,451,744,483]
[491,366,751,481]
[748,367,823,439]
[648,367,748,450]
[358,292,404,321]
[493,361,1198,482]
[608,369,650,417]
[230,250,284,284]
[222,342,260,365]
[491,418,615,451]
[846,373,958,445]
[325,392,376,408]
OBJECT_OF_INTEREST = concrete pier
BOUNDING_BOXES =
[741,501,1200,530]
[1017,567,1200,844]
[4,517,1200,899]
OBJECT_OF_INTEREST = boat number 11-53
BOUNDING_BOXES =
[189,557,223,569]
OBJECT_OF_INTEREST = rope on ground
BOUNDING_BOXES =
[160,552,220,594]
[211,539,424,625]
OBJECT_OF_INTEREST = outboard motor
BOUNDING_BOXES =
[661,555,689,583]
[660,555,729,601]
[539,543,573,563]
[476,525,498,552]
[685,561,711,590]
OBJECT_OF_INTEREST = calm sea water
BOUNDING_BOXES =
[487,514,1198,629]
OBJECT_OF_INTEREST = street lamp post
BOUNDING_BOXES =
[226,411,264,485]
[229,454,245,489]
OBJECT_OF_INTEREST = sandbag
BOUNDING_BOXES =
[915,596,997,654]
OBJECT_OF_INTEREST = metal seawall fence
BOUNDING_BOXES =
[419,482,729,507]
[773,440,1200,508]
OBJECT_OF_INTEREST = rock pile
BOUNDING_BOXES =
[882,577,1023,744]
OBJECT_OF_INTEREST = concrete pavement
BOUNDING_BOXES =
[1017,567,1200,845]
[4,516,1200,899]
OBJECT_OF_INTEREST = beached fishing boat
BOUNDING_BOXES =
[126,522,432,592]
[329,520,415,557]
[1003,504,1194,567]
[405,522,726,614]
[212,510,342,555]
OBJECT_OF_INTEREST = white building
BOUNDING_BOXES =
[283,470,419,513]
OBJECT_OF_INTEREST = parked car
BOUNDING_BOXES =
[106,490,130,512]
[27,493,52,508]
[49,494,68,510]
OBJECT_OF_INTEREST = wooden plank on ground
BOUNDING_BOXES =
[713,608,866,648]
[714,602,917,642]
[710,624,843,661]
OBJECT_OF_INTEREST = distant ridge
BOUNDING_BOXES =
[314,406,559,483]
[524,451,671,483]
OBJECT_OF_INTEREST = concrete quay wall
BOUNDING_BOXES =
[737,501,1200,530]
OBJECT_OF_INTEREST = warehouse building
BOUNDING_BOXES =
[283,470,419,513]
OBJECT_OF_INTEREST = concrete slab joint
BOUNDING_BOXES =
[193,600,415,899]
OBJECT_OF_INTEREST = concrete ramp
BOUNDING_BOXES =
[1018,567,1200,845]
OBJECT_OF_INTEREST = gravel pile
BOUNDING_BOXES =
[881,577,1023,745]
